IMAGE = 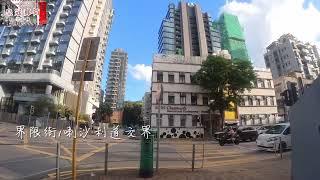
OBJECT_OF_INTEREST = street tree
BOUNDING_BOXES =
[30,96,56,117]
[96,102,113,123]
[194,55,256,132]
[123,101,143,127]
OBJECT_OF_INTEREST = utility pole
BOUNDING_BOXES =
[156,84,162,172]
[71,39,93,180]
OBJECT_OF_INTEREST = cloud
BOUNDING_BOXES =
[220,0,320,67]
[128,64,152,82]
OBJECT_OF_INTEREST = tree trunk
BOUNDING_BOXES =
[219,109,225,131]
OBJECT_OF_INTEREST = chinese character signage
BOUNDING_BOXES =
[1,0,48,26]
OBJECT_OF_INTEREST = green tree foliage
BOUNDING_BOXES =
[194,56,256,130]
[96,102,113,123]
[122,101,143,127]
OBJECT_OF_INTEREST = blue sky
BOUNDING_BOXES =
[101,0,228,101]
[101,0,320,102]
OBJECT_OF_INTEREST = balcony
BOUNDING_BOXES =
[43,59,53,67]
[9,30,18,37]
[91,22,97,27]
[5,39,15,47]
[19,48,26,54]
[23,56,34,65]
[67,0,75,3]
[60,11,69,18]
[34,27,44,35]
[49,38,59,46]
[46,49,56,56]
[94,10,99,15]
[27,47,37,54]
[31,36,41,44]
[0,60,7,66]
[23,39,29,43]
[53,29,63,36]
[63,4,72,10]
[2,48,11,56]
[48,3,55,9]
[56,21,66,27]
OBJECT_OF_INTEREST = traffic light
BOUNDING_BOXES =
[280,90,292,106]
[30,105,34,115]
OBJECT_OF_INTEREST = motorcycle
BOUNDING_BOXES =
[218,131,240,146]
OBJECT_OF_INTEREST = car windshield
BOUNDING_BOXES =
[265,125,287,134]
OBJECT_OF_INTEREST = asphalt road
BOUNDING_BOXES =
[0,122,290,180]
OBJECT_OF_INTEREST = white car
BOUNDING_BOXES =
[256,123,291,151]
[256,125,273,134]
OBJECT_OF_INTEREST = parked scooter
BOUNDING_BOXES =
[218,129,240,146]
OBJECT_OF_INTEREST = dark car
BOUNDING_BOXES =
[237,126,258,142]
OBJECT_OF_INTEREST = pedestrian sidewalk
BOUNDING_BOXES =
[72,155,291,180]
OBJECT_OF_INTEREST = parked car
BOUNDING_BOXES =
[256,125,273,134]
[237,126,258,142]
[256,123,291,151]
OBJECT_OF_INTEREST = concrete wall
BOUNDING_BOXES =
[290,78,320,180]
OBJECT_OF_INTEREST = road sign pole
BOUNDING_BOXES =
[71,39,92,180]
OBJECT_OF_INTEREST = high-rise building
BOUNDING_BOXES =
[158,2,222,57]
[264,34,320,80]
[0,0,114,115]
[105,48,128,110]
[158,2,249,61]
[218,12,250,60]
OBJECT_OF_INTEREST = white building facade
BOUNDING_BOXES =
[238,69,279,126]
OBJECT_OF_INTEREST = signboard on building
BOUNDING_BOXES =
[1,0,47,26]
[72,37,100,81]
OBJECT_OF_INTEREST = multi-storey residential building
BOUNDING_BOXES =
[238,69,279,126]
[264,34,320,80]
[218,12,250,60]
[105,48,128,110]
[158,2,222,57]
[0,0,114,116]
[142,92,151,125]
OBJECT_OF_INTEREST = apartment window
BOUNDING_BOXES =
[156,114,163,126]
[270,97,274,106]
[202,96,208,105]
[192,115,198,127]
[157,72,163,82]
[240,97,245,106]
[267,80,272,88]
[179,73,185,83]
[180,115,186,127]
[168,115,174,126]
[191,94,197,105]
[248,96,253,106]
[258,79,265,88]
[262,96,268,106]
[190,73,196,84]
[180,93,186,105]
[168,74,174,83]
[256,97,261,106]
[168,95,175,104]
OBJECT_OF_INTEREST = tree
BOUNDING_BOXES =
[122,101,143,127]
[194,55,256,132]
[96,102,113,123]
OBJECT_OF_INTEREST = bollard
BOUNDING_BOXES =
[56,142,60,180]
[192,144,195,171]
[202,143,204,168]
[105,143,109,175]
[279,137,283,159]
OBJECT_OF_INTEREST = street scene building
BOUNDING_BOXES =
[105,48,128,124]
[264,34,320,80]
[0,0,114,117]
[238,69,279,126]
[273,71,313,119]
